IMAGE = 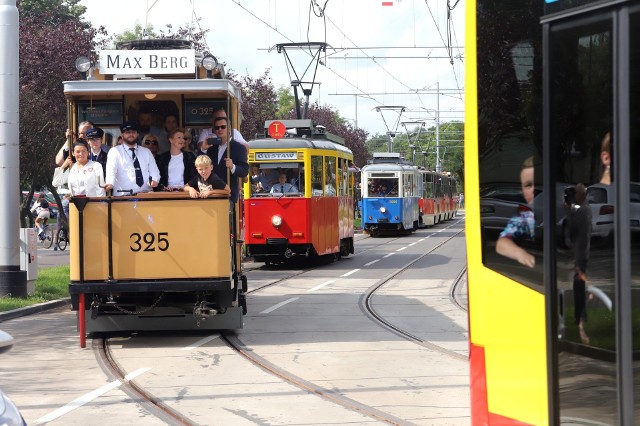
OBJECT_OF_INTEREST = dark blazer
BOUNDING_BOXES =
[206,139,249,202]
[156,151,197,189]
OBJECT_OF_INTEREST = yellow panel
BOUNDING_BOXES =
[465,0,548,423]
[70,196,231,281]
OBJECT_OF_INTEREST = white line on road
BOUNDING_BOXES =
[408,242,417,246]
[181,334,220,351]
[396,247,407,252]
[260,297,299,314]
[34,368,150,425]
[364,259,380,266]
[341,269,361,277]
[308,280,335,292]
[383,253,395,258]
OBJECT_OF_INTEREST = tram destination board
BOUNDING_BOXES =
[184,99,228,125]
[77,102,124,126]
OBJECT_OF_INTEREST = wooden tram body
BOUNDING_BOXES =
[64,43,246,346]
[467,0,640,423]
[360,153,420,236]
[243,120,355,264]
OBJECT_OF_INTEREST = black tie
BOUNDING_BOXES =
[130,148,144,187]
[281,184,284,193]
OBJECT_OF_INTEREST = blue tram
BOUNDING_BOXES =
[360,153,420,236]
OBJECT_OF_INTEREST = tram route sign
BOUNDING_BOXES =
[268,121,286,140]
[77,102,124,125]
[183,99,228,125]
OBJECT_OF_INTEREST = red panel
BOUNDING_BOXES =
[244,198,310,244]
[311,197,339,255]
[422,198,435,214]
[470,343,489,425]
[470,343,534,426]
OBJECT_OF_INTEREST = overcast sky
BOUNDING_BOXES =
[80,0,465,136]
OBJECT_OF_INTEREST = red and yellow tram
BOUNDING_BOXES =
[467,0,640,423]
[243,120,355,264]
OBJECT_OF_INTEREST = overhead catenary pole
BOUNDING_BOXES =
[436,82,441,173]
[0,0,27,296]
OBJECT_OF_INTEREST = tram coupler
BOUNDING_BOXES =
[284,249,294,258]
[194,301,218,321]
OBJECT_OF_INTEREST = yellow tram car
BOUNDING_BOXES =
[466,0,640,423]
[64,40,246,347]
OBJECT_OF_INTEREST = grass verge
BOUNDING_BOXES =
[0,266,69,312]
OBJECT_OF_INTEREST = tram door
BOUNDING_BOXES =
[543,2,640,423]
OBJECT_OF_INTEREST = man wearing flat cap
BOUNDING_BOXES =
[85,127,109,176]
[104,121,160,194]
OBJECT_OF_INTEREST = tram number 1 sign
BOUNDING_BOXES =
[268,121,286,140]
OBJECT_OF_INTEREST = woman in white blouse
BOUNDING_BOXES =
[65,140,106,197]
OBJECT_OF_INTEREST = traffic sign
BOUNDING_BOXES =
[268,121,286,140]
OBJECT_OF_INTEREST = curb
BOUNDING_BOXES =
[0,298,71,323]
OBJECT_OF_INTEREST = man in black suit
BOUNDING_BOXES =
[205,116,249,202]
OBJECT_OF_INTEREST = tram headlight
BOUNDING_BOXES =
[202,54,218,78]
[380,207,387,213]
[271,215,283,227]
[75,56,91,80]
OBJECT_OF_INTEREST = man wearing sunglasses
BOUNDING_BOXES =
[204,116,248,202]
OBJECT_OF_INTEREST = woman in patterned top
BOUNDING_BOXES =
[184,154,230,198]
[496,156,536,268]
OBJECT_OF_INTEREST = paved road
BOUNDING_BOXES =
[36,247,69,270]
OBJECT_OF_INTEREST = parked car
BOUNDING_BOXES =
[587,182,640,239]
[0,331,26,426]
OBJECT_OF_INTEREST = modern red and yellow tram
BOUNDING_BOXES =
[64,40,246,347]
[243,120,355,264]
[467,0,640,423]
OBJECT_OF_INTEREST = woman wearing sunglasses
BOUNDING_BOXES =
[155,128,197,191]
[141,134,159,158]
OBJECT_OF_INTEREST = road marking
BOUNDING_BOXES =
[341,269,361,277]
[309,280,335,292]
[364,259,380,266]
[396,247,407,251]
[181,334,220,351]
[408,242,417,246]
[34,368,150,425]
[260,297,299,314]
[419,238,425,242]
[383,253,395,258]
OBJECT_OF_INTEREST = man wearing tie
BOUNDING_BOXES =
[205,116,249,202]
[105,121,160,195]
[270,172,298,194]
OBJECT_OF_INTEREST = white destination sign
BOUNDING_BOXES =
[99,50,196,75]
[255,152,297,161]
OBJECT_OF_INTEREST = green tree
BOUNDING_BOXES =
[19,0,86,21]
[275,86,295,119]
[113,23,159,46]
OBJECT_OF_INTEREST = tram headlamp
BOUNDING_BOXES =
[201,54,218,78]
[271,215,283,227]
[380,207,387,213]
[75,56,91,79]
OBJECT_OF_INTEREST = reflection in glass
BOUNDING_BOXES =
[550,19,618,424]
[631,10,640,419]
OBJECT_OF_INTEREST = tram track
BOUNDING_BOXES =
[361,225,468,362]
[222,218,466,424]
[94,337,195,426]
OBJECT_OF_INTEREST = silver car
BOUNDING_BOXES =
[0,331,26,426]
[587,182,640,239]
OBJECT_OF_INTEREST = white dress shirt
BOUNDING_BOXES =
[270,182,298,194]
[105,144,160,194]
[68,160,106,197]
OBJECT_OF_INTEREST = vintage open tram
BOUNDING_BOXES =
[243,119,355,264]
[64,41,246,347]
[466,0,640,423]
[360,153,420,236]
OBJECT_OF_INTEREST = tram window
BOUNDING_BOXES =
[311,156,323,196]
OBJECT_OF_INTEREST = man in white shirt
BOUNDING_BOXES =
[104,121,160,195]
[270,173,298,194]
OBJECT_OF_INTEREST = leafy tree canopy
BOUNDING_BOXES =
[19,0,86,23]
